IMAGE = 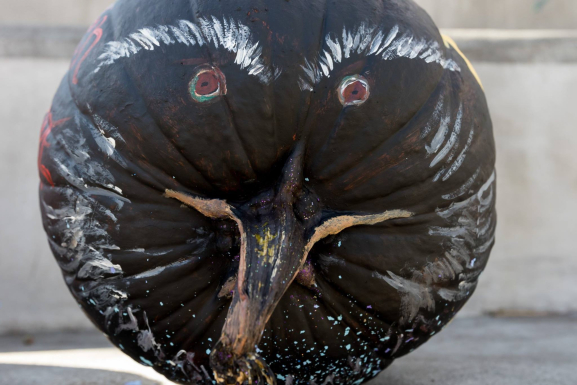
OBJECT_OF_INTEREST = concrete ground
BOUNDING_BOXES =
[0,316,575,385]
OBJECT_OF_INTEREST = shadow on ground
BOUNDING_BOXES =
[0,364,160,385]
[0,332,112,353]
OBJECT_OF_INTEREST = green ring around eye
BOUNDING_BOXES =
[189,67,227,103]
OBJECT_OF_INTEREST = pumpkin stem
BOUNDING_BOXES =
[166,144,413,384]
[208,145,310,385]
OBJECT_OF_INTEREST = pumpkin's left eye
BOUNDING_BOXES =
[338,75,370,107]
[189,67,227,103]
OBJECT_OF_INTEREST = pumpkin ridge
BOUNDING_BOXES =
[145,284,227,334]
[120,255,204,280]
[220,93,259,179]
[307,53,378,176]
[296,0,330,145]
[313,259,400,316]
[171,288,231,344]
[185,7,257,181]
[103,24,256,192]
[44,172,130,203]
[275,278,396,377]
[312,277,388,335]
[264,11,281,163]
[311,241,401,279]
[197,23,259,179]
[235,6,282,167]
[80,62,218,193]
[262,298,336,371]
[319,68,451,185]
[112,62,222,191]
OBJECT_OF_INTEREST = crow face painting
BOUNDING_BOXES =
[38,0,496,384]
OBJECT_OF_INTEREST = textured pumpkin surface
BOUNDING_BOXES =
[38,0,496,384]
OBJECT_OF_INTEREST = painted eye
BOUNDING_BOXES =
[338,75,370,107]
[189,67,227,103]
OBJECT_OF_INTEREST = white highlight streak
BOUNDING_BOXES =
[132,260,191,279]
[431,105,463,167]
[426,114,451,154]
[442,127,475,181]
[442,167,481,200]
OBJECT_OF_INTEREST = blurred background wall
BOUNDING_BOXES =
[1,0,577,29]
[1,0,576,334]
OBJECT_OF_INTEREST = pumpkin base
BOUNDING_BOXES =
[211,340,276,385]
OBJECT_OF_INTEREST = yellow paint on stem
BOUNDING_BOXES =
[442,34,484,91]
[254,229,277,261]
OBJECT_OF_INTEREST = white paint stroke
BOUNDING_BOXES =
[50,114,131,204]
[421,95,445,139]
[438,281,476,302]
[299,23,460,90]
[316,254,347,273]
[373,270,434,323]
[88,111,128,169]
[426,114,451,154]
[85,285,128,310]
[433,170,496,262]
[433,166,446,182]
[441,127,475,181]
[478,171,496,201]
[94,16,278,84]
[77,258,123,280]
[474,234,495,254]
[131,259,192,279]
[43,188,120,272]
[419,169,497,313]
[442,167,480,200]
[430,104,463,168]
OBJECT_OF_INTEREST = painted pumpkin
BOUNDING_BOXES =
[38,0,496,384]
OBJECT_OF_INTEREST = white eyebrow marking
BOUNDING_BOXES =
[299,22,460,91]
[93,16,282,84]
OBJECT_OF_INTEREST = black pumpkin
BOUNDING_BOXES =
[38,0,496,384]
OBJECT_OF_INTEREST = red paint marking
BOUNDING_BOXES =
[71,15,107,85]
[39,164,55,187]
[38,111,70,187]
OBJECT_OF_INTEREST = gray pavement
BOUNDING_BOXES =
[377,315,577,385]
[0,316,575,385]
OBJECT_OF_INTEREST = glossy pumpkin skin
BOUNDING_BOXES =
[38,0,496,384]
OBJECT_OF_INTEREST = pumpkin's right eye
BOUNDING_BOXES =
[338,74,370,107]
[189,67,227,103]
